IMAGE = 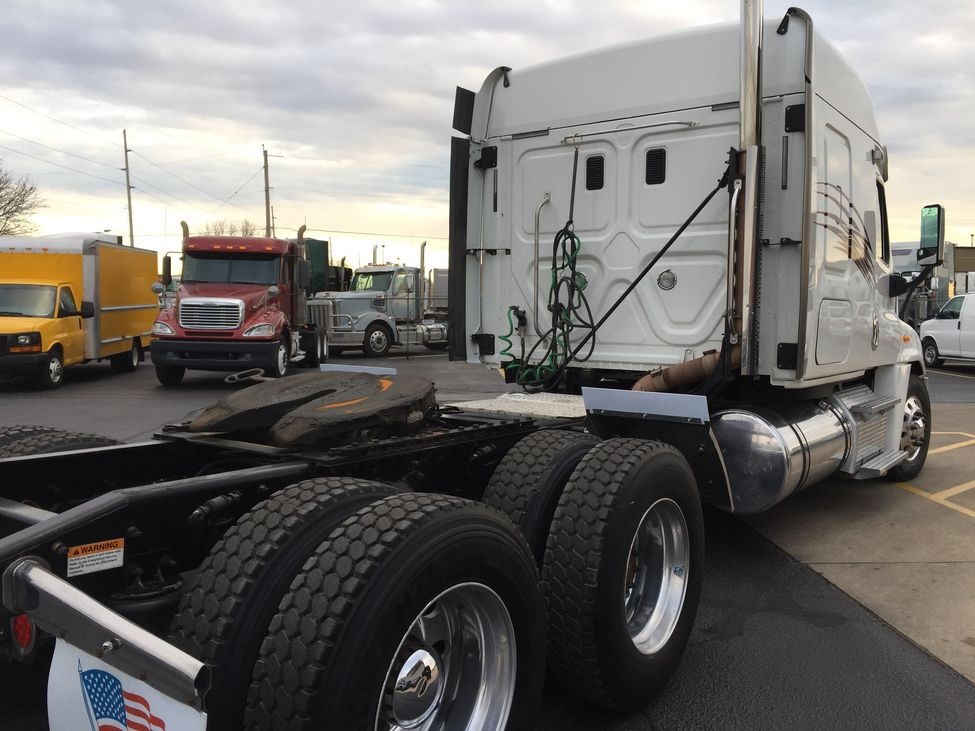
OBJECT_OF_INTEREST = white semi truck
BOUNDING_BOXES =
[445,2,940,709]
[308,262,449,356]
[0,3,942,730]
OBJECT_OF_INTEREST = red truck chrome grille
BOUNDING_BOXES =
[178,299,243,330]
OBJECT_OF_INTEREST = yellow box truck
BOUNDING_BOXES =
[0,233,158,388]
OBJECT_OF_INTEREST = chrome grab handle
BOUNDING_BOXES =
[726,178,743,343]
[533,192,551,338]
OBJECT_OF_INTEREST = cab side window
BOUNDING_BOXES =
[393,272,410,295]
[58,287,78,316]
[940,296,964,319]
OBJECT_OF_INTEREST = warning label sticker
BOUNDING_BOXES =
[66,538,125,578]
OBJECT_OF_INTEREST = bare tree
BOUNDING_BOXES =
[202,218,258,236]
[202,219,228,236]
[0,161,44,236]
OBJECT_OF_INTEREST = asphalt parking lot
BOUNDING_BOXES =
[1,352,974,728]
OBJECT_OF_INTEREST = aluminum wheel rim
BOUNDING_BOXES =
[624,497,689,655]
[48,356,63,383]
[370,329,388,353]
[130,345,139,368]
[276,343,288,375]
[901,395,927,462]
[376,582,516,731]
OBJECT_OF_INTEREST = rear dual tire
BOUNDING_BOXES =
[0,429,119,459]
[0,428,121,706]
[110,342,140,373]
[245,494,546,730]
[483,429,598,566]
[169,477,398,731]
[543,438,704,710]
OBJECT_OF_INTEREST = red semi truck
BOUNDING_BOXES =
[150,222,320,386]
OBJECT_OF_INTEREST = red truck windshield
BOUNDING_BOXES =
[182,253,280,285]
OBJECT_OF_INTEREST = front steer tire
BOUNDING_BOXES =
[168,477,398,731]
[35,347,64,390]
[155,365,185,386]
[922,338,944,369]
[888,374,932,482]
[245,493,547,730]
[542,438,704,711]
[363,322,393,357]
[266,336,290,378]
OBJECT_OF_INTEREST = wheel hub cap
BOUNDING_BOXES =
[377,583,515,731]
[392,649,444,727]
[901,396,926,459]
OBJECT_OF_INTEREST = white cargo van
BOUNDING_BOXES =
[920,294,975,366]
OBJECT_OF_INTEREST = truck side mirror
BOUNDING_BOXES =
[162,255,173,286]
[917,204,945,267]
[80,301,95,319]
[297,259,311,290]
[151,282,165,295]
[884,274,909,298]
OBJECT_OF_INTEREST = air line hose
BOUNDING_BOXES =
[512,158,732,393]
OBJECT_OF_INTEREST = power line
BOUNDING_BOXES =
[0,127,118,170]
[131,149,229,202]
[0,143,122,186]
[210,167,265,216]
[0,92,115,143]
[299,226,447,241]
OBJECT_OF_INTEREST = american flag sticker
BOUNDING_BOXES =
[47,641,207,731]
[79,662,166,731]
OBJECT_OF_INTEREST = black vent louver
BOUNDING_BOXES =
[645,148,666,185]
[586,155,605,190]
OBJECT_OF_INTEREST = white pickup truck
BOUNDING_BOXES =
[921,293,975,367]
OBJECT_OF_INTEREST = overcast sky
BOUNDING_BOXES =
[1,0,972,270]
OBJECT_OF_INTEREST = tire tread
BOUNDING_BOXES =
[542,437,687,710]
[168,477,397,728]
[245,493,506,728]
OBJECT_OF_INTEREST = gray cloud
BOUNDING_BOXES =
[0,0,971,248]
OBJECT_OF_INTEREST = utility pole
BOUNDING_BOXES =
[123,130,134,246]
[263,145,271,237]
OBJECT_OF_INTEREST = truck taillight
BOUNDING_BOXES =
[11,613,34,651]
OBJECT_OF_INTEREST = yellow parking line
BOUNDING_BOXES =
[929,438,975,456]
[896,482,975,519]
[931,479,975,500]
[932,431,975,439]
